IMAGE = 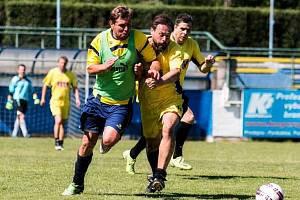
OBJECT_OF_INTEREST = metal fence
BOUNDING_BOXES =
[0,26,219,51]
[2,25,300,91]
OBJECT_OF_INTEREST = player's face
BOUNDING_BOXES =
[58,58,67,71]
[111,18,131,40]
[173,22,192,44]
[151,24,171,52]
[18,66,26,78]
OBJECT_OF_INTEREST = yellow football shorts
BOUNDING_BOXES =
[140,101,183,139]
[50,104,70,120]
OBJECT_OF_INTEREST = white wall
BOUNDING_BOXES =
[212,90,243,137]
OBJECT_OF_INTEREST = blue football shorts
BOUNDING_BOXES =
[80,94,132,135]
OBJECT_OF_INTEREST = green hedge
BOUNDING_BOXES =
[0,2,5,43]
[2,2,300,48]
[3,0,300,8]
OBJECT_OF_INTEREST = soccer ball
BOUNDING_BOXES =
[256,183,284,200]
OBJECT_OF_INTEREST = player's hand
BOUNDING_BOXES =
[104,57,118,72]
[34,98,40,105]
[201,55,215,73]
[5,99,13,110]
[40,98,45,106]
[145,77,159,89]
[76,98,81,108]
[33,93,40,105]
[147,69,160,80]
[206,55,215,65]
[134,63,143,79]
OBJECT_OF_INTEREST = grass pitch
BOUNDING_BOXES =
[0,137,300,199]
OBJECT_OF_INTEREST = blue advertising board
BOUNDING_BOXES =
[0,86,212,139]
[243,89,300,138]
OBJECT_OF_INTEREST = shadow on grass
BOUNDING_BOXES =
[176,174,296,180]
[96,192,253,199]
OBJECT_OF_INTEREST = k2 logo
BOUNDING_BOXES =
[245,93,274,118]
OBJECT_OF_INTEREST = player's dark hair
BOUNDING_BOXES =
[151,14,174,32]
[175,13,193,25]
[109,5,133,24]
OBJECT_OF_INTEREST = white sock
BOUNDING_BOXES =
[11,118,20,137]
[20,120,28,137]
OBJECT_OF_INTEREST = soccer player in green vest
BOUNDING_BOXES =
[62,5,160,195]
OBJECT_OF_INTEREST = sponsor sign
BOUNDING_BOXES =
[243,89,300,138]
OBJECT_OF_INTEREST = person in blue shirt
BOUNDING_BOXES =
[6,64,39,137]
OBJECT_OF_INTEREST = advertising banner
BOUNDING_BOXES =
[243,89,300,138]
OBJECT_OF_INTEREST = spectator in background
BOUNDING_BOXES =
[6,64,40,138]
[40,56,80,151]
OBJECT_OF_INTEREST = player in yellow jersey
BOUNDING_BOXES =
[170,13,215,170]
[169,13,215,170]
[122,13,215,174]
[40,56,81,150]
[62,5,160,196]
[138,14,184,193]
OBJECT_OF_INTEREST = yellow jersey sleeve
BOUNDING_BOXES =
[177,38,206,85]
[86,30,156,68]
[134,30,156,62]
[87,33,101,67]
[43,69,54,86]
[168,42,183,70]
[69,72,78,88]
[190,38,205,66]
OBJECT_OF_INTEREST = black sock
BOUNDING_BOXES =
[173,122,192,158]
[130,136,146,159]
[73,153,93,186]
[146,150,159,174]
[55,138,59,146]
[154,168,167,180]
[59,140,64,146]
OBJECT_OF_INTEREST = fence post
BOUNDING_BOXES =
[41,32,45,49]
[15,33,19,48]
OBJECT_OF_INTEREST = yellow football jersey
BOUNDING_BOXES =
[43,68,77,107]
[139,40,184,138]
[139,39,183,103]
[87,29,156,105]
[87,29,156,67]
[171,36,205,86]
